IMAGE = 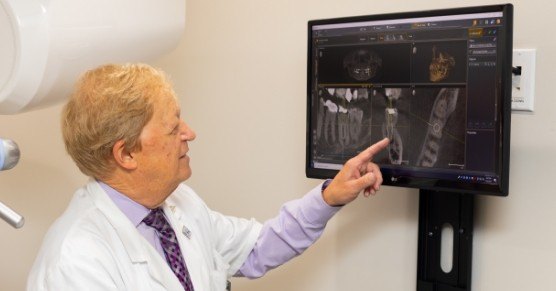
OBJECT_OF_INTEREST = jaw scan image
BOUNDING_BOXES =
[371,87,466,169]
[314,41,467,170]
[411,41,467,84]
[343,49,382,81]
[315,86,466,170]
[316,87,373,161]
[429,46,456,82]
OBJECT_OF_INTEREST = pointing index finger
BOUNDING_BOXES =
[354,138,390,163]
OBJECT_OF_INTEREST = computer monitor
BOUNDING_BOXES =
[306,4,513,196]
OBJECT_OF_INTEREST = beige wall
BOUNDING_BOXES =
[1,0,555,290]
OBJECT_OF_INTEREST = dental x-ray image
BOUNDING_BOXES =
[317,44,412,84]
[371,87,466,169]
[313,41,467,169]
[315,87,373,161]
[314,86,466,170]
[411,41,468,84]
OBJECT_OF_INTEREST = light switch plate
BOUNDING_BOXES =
[511,49,536,112]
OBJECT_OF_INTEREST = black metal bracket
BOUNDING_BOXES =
[417,190,474,291]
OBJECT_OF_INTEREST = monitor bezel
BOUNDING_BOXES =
[306,4,513,196]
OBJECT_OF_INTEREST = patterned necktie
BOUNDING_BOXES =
[143,208,195,291]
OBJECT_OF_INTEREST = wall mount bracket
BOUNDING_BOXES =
[417,190,474,291]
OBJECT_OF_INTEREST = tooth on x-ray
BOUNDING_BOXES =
[338,105,348,114]
[324,100,338,112]
[335,88,347,101]
[348,107,363,139]
[338,110,350,146]
[357,88,368,100]
[345,89,353,102]
[338,103,349,146]
[323,99,339,144]
[385,88,402,100]
[381,88,404,164]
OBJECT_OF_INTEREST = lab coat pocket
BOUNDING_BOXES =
[210,251,230,291]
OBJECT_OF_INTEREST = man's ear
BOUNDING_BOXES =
[112,140,138,170]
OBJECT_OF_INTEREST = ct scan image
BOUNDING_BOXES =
[370,87,412,165]
[314,86,466,170]
[313,40,468,170]
[314,87,373,161]
[411,41,468,84]
[317,43,412,84]
[372,87,467,169]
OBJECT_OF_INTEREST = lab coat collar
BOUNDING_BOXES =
[85,180,184,290]
[86,180,148,263]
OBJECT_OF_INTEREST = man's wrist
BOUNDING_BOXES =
[321,179,344,207]
[321,179,332,193]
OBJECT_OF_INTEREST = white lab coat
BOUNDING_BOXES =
[27,180,262,291]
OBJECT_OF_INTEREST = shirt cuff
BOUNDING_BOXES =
[298,182,343,227]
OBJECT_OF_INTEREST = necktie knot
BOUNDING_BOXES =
[143,208,168,232]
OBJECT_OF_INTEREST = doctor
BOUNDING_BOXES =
[27,63,389,291]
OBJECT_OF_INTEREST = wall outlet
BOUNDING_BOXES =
[511,49,536,112]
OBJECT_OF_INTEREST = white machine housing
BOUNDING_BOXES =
[0,0,185,114]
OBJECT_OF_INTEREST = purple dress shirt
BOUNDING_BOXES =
[100,182,341,278]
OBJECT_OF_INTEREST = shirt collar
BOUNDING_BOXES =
[98,181,151,227]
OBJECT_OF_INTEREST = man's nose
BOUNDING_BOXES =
[181,122,196,141]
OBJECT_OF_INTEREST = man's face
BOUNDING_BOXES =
[133,93,196,201]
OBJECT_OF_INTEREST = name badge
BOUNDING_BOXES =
[182,225,192,239]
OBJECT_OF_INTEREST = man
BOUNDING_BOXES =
[27,63,389,291]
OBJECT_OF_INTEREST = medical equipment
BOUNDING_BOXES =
[0,0,186,228]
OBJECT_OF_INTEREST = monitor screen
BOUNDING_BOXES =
[306,4,513,195]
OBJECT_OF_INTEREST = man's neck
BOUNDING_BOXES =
[100,173,165,209]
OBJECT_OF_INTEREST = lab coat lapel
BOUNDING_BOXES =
[86,181,184,290]
[141,240,186,290]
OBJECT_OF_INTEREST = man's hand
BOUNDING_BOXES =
[322,138,389,206]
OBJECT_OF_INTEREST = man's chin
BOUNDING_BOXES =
[180,169,192,181]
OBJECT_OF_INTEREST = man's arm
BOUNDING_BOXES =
[237,138,389,278]
[236,183,339,278]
